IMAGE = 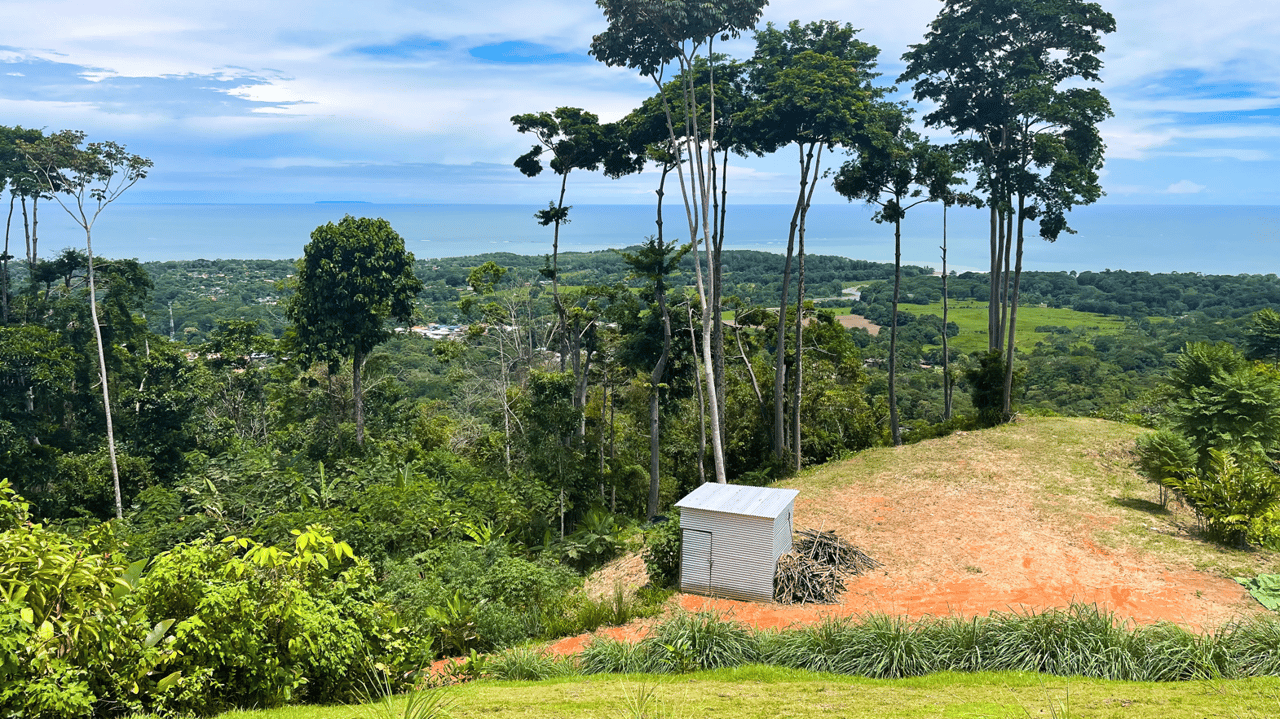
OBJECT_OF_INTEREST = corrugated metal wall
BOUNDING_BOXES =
[772,509,793,561]
[681,508,784,602]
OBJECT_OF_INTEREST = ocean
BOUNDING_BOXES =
[14,202,1280,276]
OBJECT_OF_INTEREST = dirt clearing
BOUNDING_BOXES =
[548,418,1275,655]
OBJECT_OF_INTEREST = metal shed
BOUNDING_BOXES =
[674,483,799,602]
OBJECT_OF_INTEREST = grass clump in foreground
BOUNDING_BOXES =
[572,605,1280,682]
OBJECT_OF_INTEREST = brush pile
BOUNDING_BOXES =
[774,529,881,605]
[794,529,882,575]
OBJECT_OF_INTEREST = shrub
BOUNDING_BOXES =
[637,612,756,673]
[487,647,578,681]
[579,636,644,675]
[136,526,423,714]
[642,514,681,588]
[1163,449,1280,547]
[0,480,180,719]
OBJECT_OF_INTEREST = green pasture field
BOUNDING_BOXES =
[822,301,1131,354]
[217,667,1280,719]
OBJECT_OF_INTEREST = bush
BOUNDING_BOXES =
[642,514,681,588]
[487,647,578,681]
[136,526,423,714]
[636,612,756,673]
[0,482,175,719]
[380,541,579,655]
[1162,449,1280,547]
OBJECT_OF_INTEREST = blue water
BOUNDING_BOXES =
[17,202,1280,276]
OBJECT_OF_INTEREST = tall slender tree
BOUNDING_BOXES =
[834,109,958,446]
[901,0,1115,419]
[592,0,767,483]
[512,108,641,422]
[741,20,882,465]
[17,130,151,520]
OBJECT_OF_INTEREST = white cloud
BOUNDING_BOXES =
[2,0,1279,203]
[1166,180,1206,194]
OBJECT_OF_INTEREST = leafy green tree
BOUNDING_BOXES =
[519,370,584,538]
[1162,342,1280,461]
[285,216,423,448]
[743,20,882,463]
[834,109,959,443]
[1245,308,1280,367]
[901,0,1116,416]
[17,130,152,520]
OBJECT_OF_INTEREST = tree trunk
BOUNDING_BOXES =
[1002,194,1027,417]
[553,172,569,373]
[2,194,12,325]
[792,233,805,469]
[687,301,706,485]
[85,227,124,519]
[987,199,999,350]
[647,166,674,520]
[774,143,811,458]
[655,61,725,484]
[890,216,903,447]
[711,146,728,461]
[353,348,366,446]
[791,144,821,471]
[942,203,952,421]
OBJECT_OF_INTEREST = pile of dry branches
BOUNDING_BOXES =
[774,528,881,605]
[793,528,882,576]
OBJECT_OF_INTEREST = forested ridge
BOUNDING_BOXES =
[4,0,1280,717]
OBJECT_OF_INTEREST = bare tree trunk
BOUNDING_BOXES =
[734,324,762,406]
[942,203,953,421]
[792,235,805,469]
[85,227,123,519]
[658,57,724,484]
[2,194,13,324]
[987,199,999,350]
[791,144,821,471]
[1002,193,1027,417]
[774,144,812,458]
[20,197,31,267]
[711,145,728,460]
[687,300,706,485]
[647,165,674,520]
[553,172,569,373]
[890,216,903,447]
[30,196,38,267]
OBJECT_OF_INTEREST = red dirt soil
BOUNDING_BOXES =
[547,423,1271,656]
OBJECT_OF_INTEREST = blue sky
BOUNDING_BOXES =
[3,0,1278,205]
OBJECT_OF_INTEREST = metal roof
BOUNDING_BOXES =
[674,483,799,519]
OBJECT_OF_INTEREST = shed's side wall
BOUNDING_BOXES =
[772,502,794,563]
[681,509,775,602]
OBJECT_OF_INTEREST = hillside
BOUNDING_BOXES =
[576,417,1276,648]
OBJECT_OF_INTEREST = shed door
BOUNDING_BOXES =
[681,529,712,594]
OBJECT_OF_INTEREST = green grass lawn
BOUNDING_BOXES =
[217,667,1280,719]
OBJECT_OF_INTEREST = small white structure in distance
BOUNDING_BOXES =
[674,483,800,602]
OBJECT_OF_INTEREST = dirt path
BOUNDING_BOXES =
[548,419,1272,655]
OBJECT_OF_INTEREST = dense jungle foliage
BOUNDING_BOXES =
[5,0,1280,716]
